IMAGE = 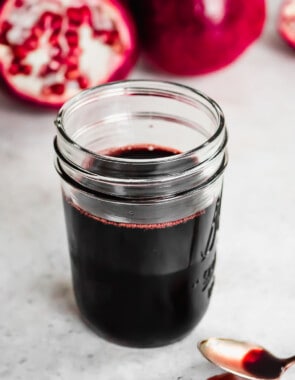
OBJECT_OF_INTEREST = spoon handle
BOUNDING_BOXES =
[285,356,295,369]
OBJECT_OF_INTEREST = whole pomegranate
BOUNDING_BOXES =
[0,0,137,106]
[126,0,266,75]
[278,0,295,48]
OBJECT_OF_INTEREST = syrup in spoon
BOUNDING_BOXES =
[198,338,295,379]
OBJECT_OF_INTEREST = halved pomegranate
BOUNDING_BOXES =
[126,0,266,75]
[278,0,295,48]
[0,0,137,106]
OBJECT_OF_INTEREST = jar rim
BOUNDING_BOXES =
[55,79,225,165]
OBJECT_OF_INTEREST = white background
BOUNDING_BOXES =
[1,1,295,379]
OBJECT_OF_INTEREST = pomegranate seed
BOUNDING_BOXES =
[1,21,12,33]
[78,75,89,89]
[42,86,51,96]
[93,30,104,37]
[39,65,55,77]
[9,58,32,76]
[54,55,66,65]
[49,60,61,71]
[42,83,66,96]
[24,35,39,50]
[80,5,92,24]
[68,62,78,69]
[14,0,24,8]
[8,63,20,75]
[38,11,55,29]
[15,0,24,7]
[113,42,124,54]
[13,45,28,59]
[49,30,60,45]
[39,60,61,77]
[39,65,50,77]
[51,14,63,30]
[0,36,7,45]
[49,83,65,95]
[105,30,119,45]
[65,67,80,80]
[65,30,79,47]
[52,48,67,64]
[20,64,32,75]
[0,21,12,44]
[66,55,79,66]
[32,26,43,38]
[51,43,62,57]
[94,30,119,45]
[68,47,81,56]
[67,7,84,26]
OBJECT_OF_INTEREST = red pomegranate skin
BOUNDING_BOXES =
[0,0,138,107]
[126,0,266,75]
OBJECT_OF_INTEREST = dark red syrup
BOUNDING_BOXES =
[242,349,283,379]
[63,145,220,347]
[105,144,180,159]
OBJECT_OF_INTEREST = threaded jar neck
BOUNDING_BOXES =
[54,80,228,200]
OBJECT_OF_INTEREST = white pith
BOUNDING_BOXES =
[0,0,131,103]
[283,0,295,17]
[202,0,226,23]
[281,0,295,42]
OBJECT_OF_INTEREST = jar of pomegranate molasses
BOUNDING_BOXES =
[54,80,228,347]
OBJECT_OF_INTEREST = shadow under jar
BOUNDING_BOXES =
[54,80,228,348]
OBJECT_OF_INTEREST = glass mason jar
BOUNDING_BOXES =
[54,80,228,348]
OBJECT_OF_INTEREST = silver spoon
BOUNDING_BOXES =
[198,337,295,380]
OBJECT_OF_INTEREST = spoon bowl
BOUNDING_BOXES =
[198,338,295,380]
